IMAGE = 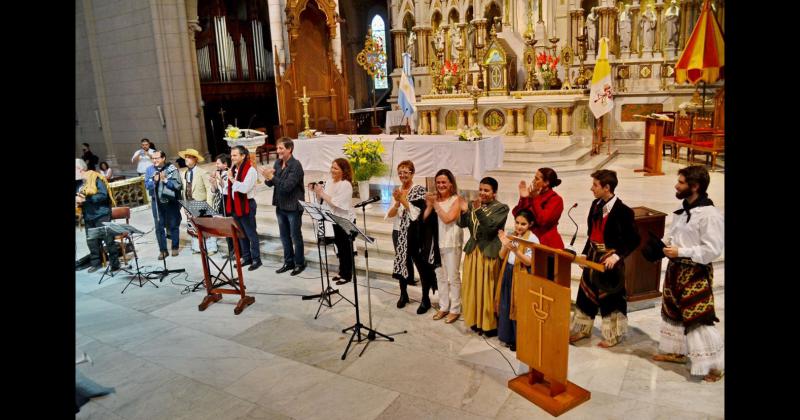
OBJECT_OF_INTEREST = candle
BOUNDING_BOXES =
[303,86,307,97]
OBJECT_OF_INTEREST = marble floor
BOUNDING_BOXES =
[76,155,724,419]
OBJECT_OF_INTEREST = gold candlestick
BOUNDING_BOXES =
[298,86,314,137]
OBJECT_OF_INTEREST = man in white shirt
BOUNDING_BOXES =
[227,145,262,271]
[652,165,724,382]
[132,138,156,176]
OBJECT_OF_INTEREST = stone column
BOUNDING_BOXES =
[430,109,440,134]
[549,107,560,136]
[516,108,526,136]
[391,29,406,70]
[441,24,451,63]
[472,19,487,57]
[420,111,429,134]
[506,109,516,135]
[654,0,664,58]
[457,110,466,128]
[678,0,693,51]
[467,108,476,127]
[268,0,286,75]
[413,26,429,66]
[332,0,343,73]
[630,2,640,58]
[561,106,574,136]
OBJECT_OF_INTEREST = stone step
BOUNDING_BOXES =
[488,149,619,177]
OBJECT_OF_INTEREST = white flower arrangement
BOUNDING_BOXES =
[457,125,483,142]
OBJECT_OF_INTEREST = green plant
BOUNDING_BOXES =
[342,137,388,181]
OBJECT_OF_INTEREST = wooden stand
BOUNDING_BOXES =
[625,207,667,301]
[193,217,255,315]
[507,239,607,416]
[633,115,671,176]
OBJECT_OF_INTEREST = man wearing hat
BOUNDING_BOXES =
[179,148,218,255]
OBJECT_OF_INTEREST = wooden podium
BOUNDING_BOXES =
[633,115,672,176]
[625,207,667,301]
[507,237,606,416]
[193,216,255,315]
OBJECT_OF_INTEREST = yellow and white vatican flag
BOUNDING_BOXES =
[589,37,614,119]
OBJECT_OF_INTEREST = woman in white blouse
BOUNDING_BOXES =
[313,158,356,285]
[98,161,112,179]
[424,169,465,324]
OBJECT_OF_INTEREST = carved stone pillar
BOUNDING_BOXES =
[391,29,406,69]
[413,26,430,66]
[430,109,439,134]
[472,19,487,57]
[561,107,574,136]
[506,109,516,135]
[678,1,693,51]
[457,110,466,128]
[420,111,429,134]
[516,108,526,136]
[654,1,664,58]
[630,3,640,57]
[549,107,561,136]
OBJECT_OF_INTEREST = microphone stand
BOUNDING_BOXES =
[564,203,580,256]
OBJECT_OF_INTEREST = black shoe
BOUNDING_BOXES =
[111,265,121,272]
[396,293,410,308]
[334,276,351,285]
[509,343,516,352]
[248,261,262,271]
[483,329,498,338]
[235,260,252,268]
[87,266,101,273]
[275,264,295,274]
[290,264,307,276]
[416,301,431,315]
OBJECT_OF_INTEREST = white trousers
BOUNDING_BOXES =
[659,318,724,376]
[435,247,462,314]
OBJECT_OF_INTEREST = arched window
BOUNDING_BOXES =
[370,15,388,89]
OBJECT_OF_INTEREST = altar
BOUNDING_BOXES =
[291,134,504,181]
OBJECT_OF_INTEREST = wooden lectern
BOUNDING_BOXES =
[625,207,667,301]
[193,216,255,315]
[507,237,607,416]
[633,115,672,176]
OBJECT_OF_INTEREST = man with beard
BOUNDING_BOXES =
[227,145,262,271]
[145,150,183,259]
[652,165,724,382]
[569,169,640,348]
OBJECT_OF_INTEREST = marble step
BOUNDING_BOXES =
[487,149,619,177]
[503,142,581,160]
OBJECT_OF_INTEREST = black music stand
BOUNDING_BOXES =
[179,200,219,218]
[298,201,354,318]
[327,213,396,360]
[89,223,159,293]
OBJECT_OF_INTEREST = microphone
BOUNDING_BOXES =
[354,196,380,208]
[565,203,579,255]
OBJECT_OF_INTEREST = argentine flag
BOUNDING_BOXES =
[589,37,614,119]
[398,52,416,117]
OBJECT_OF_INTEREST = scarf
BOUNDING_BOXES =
[674,194,714,223]
[226,159,252,217]
[80,171,116,207]
[392,184,428,280]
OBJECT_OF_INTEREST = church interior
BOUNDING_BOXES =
[75,0,725,418]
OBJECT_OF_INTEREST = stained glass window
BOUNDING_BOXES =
[370,15,388,89]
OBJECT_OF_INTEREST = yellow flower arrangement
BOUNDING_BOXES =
[225,125,241,139]
[343,137,387,181]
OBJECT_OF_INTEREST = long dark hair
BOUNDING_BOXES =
[434,169,458,197]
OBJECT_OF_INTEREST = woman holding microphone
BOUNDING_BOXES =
[312,158,356,285]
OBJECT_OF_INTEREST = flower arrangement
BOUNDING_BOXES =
[457,125,483,142]
[536,52,559,89]
[441,60,459,92]
[224,125,241,139]
[342,137,388,181]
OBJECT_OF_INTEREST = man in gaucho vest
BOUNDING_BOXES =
[652,165,724,382]
[569,169,640,348]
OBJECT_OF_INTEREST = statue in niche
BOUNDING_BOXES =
[639,6,657,53]
[406,31,417,63]
[451,27,463,61]
[586,8,598,54]
[664,0,680,50]
[618,5,632,53]
[433,27,445,57]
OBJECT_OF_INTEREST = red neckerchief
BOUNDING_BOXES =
[226,159,252,216]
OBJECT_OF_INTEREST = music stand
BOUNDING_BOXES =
[179,200,219,217]
[89,223,159,293]
[327,213,396,360]
[193,216,255,315]
[298,201,354,319]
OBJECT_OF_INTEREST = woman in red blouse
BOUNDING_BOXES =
[512,167,565,249]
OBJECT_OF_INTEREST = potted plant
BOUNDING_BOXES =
[343,137,388,198]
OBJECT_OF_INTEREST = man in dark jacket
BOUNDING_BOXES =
[145,151,183,259]
[81,143,99,171]
[569,169,640,348]
[259,137,306,275]
[76,159,120,273]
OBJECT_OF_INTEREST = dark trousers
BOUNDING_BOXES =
[152,201,181,252]
[333,223,355,281]
[232,199,261,263]
[276,208,305,266]
[392,230,436,303]
[85,214,120,268]
[218,194,234,254]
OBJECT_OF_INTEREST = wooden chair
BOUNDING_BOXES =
[660,111,677,157]
[323,120,337,134]
[254,127,278,164]
[688,88,725,170]
[111,206,132,266]
[663,113,692,161]
[343,119,357,134]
